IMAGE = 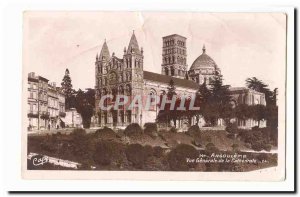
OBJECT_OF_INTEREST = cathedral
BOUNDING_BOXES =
[94,32,266,129]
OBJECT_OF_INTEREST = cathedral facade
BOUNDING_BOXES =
[94,32,266,129]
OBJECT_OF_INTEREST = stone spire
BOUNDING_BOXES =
[99,39,110,61]
[127,30,141,54]
[202,44,206,53]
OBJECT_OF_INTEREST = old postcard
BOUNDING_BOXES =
[22,11,286,181]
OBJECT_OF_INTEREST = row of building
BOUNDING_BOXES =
[27,72,82,130]
[27,33,267,131]
[94,33,267,129]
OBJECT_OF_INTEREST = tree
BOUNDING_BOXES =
[61,68,74,109]
[75,89,95,128]
[207,75,232,125]
[245,77,278,143]
[246,77,273,106]
[209,75,231,106]
[193,81,210,125]
[157,79,178,127]
[246,77,268,92]
[266,104,278,144]
[235,104,251,121]
[249,104,267,127]
[269,88,278,106]
[167,79,177,99]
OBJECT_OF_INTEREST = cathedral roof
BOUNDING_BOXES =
[143,71,199,90]
[127,31,141,54]
[99,40,110,60]
[189,45,219,71]
[229,87,265,95]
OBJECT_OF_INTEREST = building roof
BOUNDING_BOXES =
[229,87,265,95]
[143,71,199,90]
[38,76,49,82]
[99,40,110,60]
[127,32,141,54]
[162,34,187,39]
[28,77,39,83]
[189,45,219,71]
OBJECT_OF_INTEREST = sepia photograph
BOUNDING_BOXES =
[22,11,287,180]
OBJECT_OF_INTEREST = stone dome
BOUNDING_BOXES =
[189,45,219,71]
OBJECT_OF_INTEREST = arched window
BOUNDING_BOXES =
[102,88,108,107]
[99,79,102,87]
[165,68,169,76]
[128,72,131,80]
[171,67,175,76]
[149,89,157,111]
[112,88,118,102]
[109,72,117,85]
[125,84,131,96]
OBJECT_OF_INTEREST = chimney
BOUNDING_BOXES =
[28,72,35,78]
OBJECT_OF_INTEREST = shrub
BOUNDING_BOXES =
[231,143,239,152]
[226,133,235,139]
[144,145,154,157]
[93,141,123,166]
[188,125,200,133]
[252,126,259,131]
[225,122,238,134]
[125,144,148,169]
[263,144,272,152]
[167,144,198,171]
[144,123,158,133]
[96,126,114,133]
[242,130,264,146]
[153,146,164,158]
[95,127,116,138]
[205,142,219,154]
[79,160,94,170]
[202,136,212,143]
[169,127,177,133]
[93,141,113,165]
[40,141,56,153]
[71,128,86,137]
[121,136,131,144]
[251,142,264,151]
[158,132,167,141]
[256,153,271,162]
[244,143,252,149]
[192,138,202,147]
[253,130,263,139]
[124,123,143,136]
[159,129,168,133]
[144,123,159,139]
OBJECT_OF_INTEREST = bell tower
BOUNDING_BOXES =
[161,34,187,79]
[122,31,144,125]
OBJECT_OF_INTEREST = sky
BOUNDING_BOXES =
[23,12,286,90]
